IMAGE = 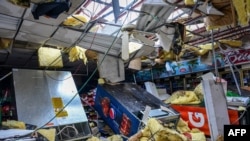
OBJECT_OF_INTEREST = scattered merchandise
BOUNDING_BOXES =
[226,96,250,106]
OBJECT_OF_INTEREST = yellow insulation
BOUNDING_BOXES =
[177,118,191,133]
[2,120,26,129]
[141,118,187,141]
[68,46,88,64]
[204,0,234,30]
[63,15,88,26]
[184,0,195,5]
[164,90,201,105]
[38,47,63,68]
[232,0,248,25]
[37,128,56,141]
[190,129,206,141]
[0,38,12,49]
[107,135,123,141]
[248,0,250,16]
[86,136,101,141]
[184,45,210,56]
[198,43,218,50]
[219,39,242,47]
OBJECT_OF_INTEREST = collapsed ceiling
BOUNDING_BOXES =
[0,0,250,75]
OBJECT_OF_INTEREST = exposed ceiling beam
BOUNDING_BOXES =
[117,0,144,19]
[95,0,141,13]
[92,2,112,20]
[187,25,250,45]
[112,0,120,23]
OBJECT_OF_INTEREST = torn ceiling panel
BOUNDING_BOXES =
[0,0,249,75]
[135,0,175,32]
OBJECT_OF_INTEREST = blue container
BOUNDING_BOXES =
[94,83,179,138]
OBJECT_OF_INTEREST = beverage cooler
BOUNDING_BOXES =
[94,83,180,137]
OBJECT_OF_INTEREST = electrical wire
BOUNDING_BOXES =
[4,9,132,141]
[42,7,95,81]
[37,7,94,66]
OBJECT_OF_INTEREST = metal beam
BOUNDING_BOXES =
[117,0,141,19]
[112,0,120,23]
[92,3,112,20]
[95,0,140,13]
[94,0,140,22]
[186,25,250,45]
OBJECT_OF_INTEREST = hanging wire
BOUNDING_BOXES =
[1,9,132,141]
[42,7,95,81]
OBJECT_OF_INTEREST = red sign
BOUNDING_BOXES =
[223,49,250,65]
[171,105,239,136]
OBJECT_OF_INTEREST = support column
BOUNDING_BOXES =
[201,72,230,141]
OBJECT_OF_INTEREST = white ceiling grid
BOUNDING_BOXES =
[47,27,83,47]
[20,20,57,37]
[15,32,49,44]
[0,0,86,50]
[0,0,94,73]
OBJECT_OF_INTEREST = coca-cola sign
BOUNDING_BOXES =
[222,49,250,65]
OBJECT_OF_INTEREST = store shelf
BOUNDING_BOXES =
[171,76,185,93]
[185,76,201,91]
